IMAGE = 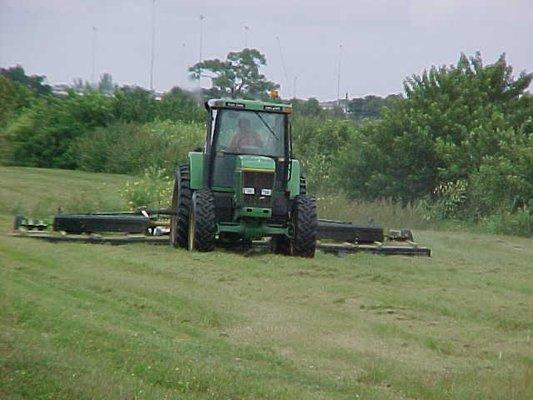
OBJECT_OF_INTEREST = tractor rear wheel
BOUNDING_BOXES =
[170,164,191,248]
[299,176,307,195]
[188,189,216,252]
[291,195,317,257]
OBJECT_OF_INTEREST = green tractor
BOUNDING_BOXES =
[169,98,317,257]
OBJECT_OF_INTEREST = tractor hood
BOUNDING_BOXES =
[235,155,276,172]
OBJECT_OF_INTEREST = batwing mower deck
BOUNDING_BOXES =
[11,210,431,257]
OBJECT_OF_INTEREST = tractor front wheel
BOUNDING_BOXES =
[291,195,317,257]
[188,189,216,252]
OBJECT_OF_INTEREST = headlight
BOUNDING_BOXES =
[261,189,272,196]
[243,187,255,195]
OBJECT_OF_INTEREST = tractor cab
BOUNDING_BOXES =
[170,98,317,257]
[207,101,288,191]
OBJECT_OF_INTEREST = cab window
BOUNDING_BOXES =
[211,109,286,188]
[214,109,285,157]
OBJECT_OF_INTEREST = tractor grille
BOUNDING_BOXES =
[242,170,274,208]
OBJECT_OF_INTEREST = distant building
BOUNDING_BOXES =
[51,83,71,96]
[319,99,349,113]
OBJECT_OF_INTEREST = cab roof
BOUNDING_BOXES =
[206,98,292,114]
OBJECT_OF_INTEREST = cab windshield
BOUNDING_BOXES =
[214,109,285,157]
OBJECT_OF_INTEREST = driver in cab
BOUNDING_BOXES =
[229,117,263,153]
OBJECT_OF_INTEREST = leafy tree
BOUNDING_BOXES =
[292,115,356,192]
[4,90,115,168]
[157,87,203,123]
[347,94,401,120]
[0,65,51,96]
[291,98,324,118]
[337,52,532,216]
[98,73,115,94]
[189,48,278,99]
[113,86,156,123]
[0,76,35,128]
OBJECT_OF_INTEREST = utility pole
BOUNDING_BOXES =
[276,35,289,94]
[179,42,186,83]
[91,26,97,86]
[293,75,298,99]
[149,0,156,91]
[336,43,343,105]
[244,25,250,48]
[199,15,205,62]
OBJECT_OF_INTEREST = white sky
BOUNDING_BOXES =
[0,0,531,100]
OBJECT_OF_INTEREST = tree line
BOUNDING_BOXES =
[0,50,531,236]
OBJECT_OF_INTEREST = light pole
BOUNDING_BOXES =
[149,0,156,91]
[336,43,343,105]
[244,25,249,48]
[91,26,97,86]
[199,15,205,62]
[276,35,289,93]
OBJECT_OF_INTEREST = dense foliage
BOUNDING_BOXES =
[75,120,203,175]
[347,94,402,120]
[337,53,532,223]
[1,65,51,96]
[0,74,204,169]
[4,92,115,168]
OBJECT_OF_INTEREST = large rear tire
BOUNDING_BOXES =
[299,176,307,195]
[188,189,216,252]
[170,164,191,248]
[291,195,317,257]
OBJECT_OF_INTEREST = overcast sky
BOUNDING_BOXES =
[1,0,532,100]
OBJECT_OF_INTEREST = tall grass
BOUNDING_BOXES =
[317,196,532,237]
[317,196,435,230]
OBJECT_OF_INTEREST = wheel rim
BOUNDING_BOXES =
[188,209,195,251]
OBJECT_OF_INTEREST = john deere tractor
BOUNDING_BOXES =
[170,98,317,257]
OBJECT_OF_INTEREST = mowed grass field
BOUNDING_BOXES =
[0,166,532,399]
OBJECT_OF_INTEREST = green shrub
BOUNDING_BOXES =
[0,75,35,130]
[482,209,532,237]
[3,91,115,168]
[292,116,356,192]
[468,134,533,217]
[156,87,204,123]
[121,167,173,210]
[113,86,157,123]
[75,119,204,175]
